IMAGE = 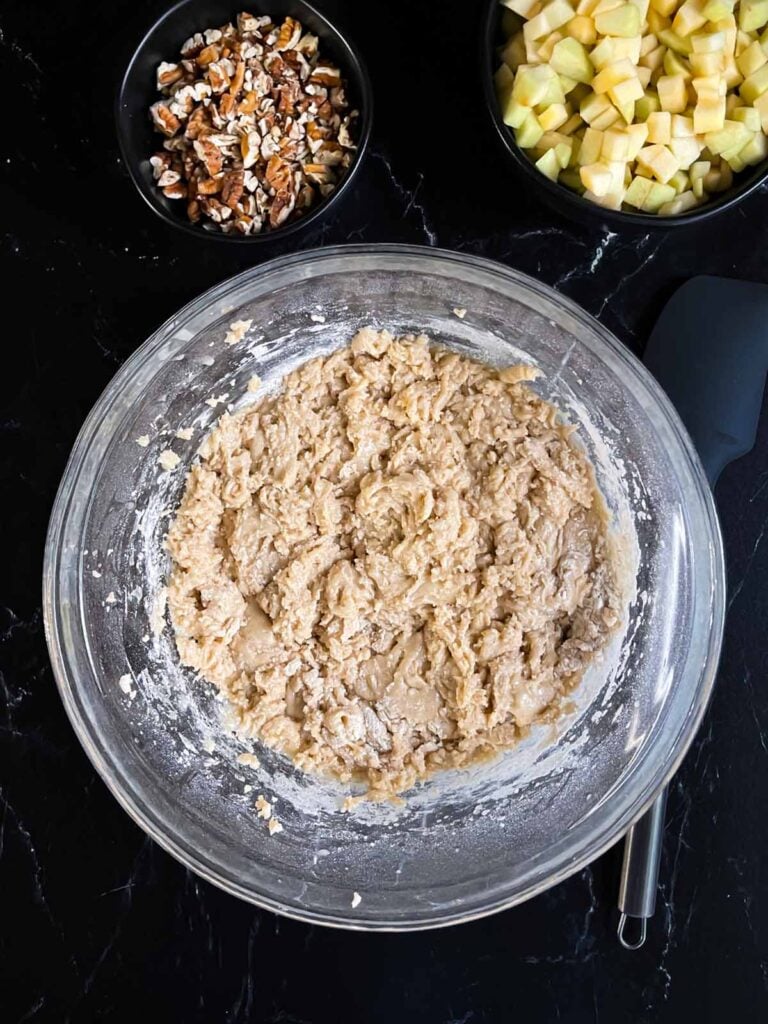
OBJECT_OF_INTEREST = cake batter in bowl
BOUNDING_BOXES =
[43,245,724,929]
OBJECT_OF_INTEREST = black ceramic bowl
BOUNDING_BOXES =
[481,0,768,230]
[117,0,372,243]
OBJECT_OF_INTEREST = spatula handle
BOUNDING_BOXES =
[617,789,668,949]
[618,275,768,949]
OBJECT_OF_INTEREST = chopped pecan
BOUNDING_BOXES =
[230,60,246,96]
[185,105,208,140]
[193,138,223,175]
[310,65,342,88]
[207,61,230,92]
[221,168,245,208]
[197,44,220,67]
[218,92,236,119]
[162,181,186,199]
[269,190,296,227]
[315,141,344,166]
[265,155,293,194]
[157,62,184,88]
[238,91,259,115]
[275,17,302,51]
[241,130,261,169]
[150,102,180,137]
[197,176,223,195]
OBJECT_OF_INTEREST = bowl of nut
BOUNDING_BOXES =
[482,0,768,226]
[117,0,372,241]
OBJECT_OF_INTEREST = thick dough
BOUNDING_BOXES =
[167,330,622,800]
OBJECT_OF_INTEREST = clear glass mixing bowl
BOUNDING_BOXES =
[43,245,725,930]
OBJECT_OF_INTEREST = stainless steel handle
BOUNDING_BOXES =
[617,787,668,949]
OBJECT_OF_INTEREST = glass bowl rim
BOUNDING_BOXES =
[43,243,726,930]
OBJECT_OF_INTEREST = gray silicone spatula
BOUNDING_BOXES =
[617,275,768,949]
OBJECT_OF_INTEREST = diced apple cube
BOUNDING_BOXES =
[637,142,681,180]
[664,50,693,78]
[516,110,546,147]
[647,110,673,140]
[669,169,691,191]
[692,74,727,97]
[592,58,638,93]
[704,118,751,152]
[625,175,677,209]
[555,139,575,165]
[672,0,707,36]
[538,102,570,129]
[640,33,659,56]
[658,189,700,213]
[722,145,747,170]
[535,148,562,179]
[703,0,735,20]
[690,51,726,76]
[581,91,615,122]
[565,14,598,43]
[650,0,677,15]
[741,64,768,107]
[636,92,663,119]
[658,28,694,54]
[539,31,567,61]
[502,0,542,15]
[537,129,572,148]
[630,0,651,20]
[593,104,623,127]
[561,111,586,133]
[583,187,626,208]
[641,44,667,71]
[637,66,653,86]
[513,64,560,105]
[550,37,595,82]
[739,129,768,164]
[610,82,646,121]
[580,162,615,193]
[531,0,578,38]
[694,92,727,131]
[626,121,650,155]
[712,15,738,53]
[691,31,726,53]
[502,93,533,128]
[578,126,606,162]
[739,0,768,33]
[737,40,768,78]
[594,3,642,34]
[600,127,629,159]
[669,134,704,166]
[657,74,689,110]
[590,36,642,68]
[735,29,753,54]
[671,113,695,134]
[524,27,547,64]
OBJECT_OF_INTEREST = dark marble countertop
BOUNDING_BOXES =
[2,0,768,1020]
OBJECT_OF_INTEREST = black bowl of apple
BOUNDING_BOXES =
[481,0,768,229]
